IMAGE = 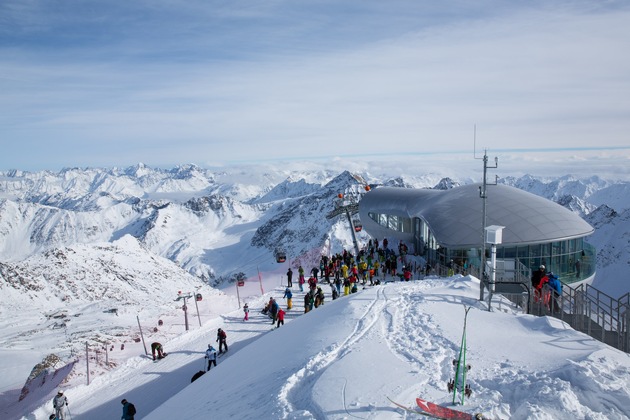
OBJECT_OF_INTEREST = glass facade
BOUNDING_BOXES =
[367,211,595,284]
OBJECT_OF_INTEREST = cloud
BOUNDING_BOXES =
[1,1,630,172]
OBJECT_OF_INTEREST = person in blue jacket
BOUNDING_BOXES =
[283,287,293,309]
[547,273,562,312]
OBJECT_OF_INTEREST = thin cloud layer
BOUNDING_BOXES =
[1,1,629,171]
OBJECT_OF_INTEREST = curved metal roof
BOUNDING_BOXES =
[358,184,594,248]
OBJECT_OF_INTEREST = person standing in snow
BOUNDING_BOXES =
[314,287,325,308]
[121,398,136,420]
[243,303,249,321]
[269,298,279,324]
[276,308,286,328]
[52,390,68,420]
[331,284,339,300]
[287,267,293,287]
[298,266,305,291]
[216,328,228,353]
[304,292,312,313]
[283,287,293,310]
[205,344,218,371]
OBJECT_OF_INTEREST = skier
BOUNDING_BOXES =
[243,303,249,321]
[216,328,228,353]
[276,308,285,328]
[283,287,293,310]
[286,267,293,287]
[121,398,136,420]
[52,390,68,420]
[269,298,279,324]
[151,342,166,360]
[205,344,218,371]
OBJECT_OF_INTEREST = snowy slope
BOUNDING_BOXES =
[17,275,630,420]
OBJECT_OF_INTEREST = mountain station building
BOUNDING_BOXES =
[358,184,595,285]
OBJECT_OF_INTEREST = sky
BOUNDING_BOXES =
[6,273,630,419]
[2,1,630,172]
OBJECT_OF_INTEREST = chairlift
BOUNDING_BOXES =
[275,249,287,263]
[195,293,203,302]
[353,219,363,232]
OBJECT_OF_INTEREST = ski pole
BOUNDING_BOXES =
[66,406,72,420]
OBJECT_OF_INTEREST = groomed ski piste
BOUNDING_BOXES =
[23,275,630,419]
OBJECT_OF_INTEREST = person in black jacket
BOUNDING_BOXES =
[531,265,546,301]
[216,328,228,353]
[287,268,293,287]
[121,398,136,420]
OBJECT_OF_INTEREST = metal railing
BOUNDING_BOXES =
[505,280,629,353]
[434,258,629,353]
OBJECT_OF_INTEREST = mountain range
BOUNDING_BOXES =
[0,163,628,396]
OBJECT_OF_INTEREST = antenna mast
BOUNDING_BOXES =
[473,126,498,303]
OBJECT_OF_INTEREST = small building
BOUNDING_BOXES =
[358,184,595,284]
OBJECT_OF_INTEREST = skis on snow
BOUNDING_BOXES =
[388,396,486,419]
[450,306,472,405]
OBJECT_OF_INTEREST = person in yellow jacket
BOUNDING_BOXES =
[341,263,349,279]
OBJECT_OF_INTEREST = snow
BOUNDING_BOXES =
[1,164,630,419]
[4,272,630,420]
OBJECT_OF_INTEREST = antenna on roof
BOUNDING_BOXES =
[474,125,499,309]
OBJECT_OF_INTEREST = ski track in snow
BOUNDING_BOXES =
[385,283,454,393]
[279,287,388,419]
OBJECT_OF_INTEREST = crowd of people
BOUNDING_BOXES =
[50,238,421,419]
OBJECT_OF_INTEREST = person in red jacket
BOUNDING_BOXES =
[276,308,286,328]
[216,328,228,353]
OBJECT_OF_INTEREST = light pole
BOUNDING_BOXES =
[175,291,193,331]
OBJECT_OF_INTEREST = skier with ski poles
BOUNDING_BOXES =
[205,344,218,371]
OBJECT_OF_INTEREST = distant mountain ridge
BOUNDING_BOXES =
[1,164,628,300]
